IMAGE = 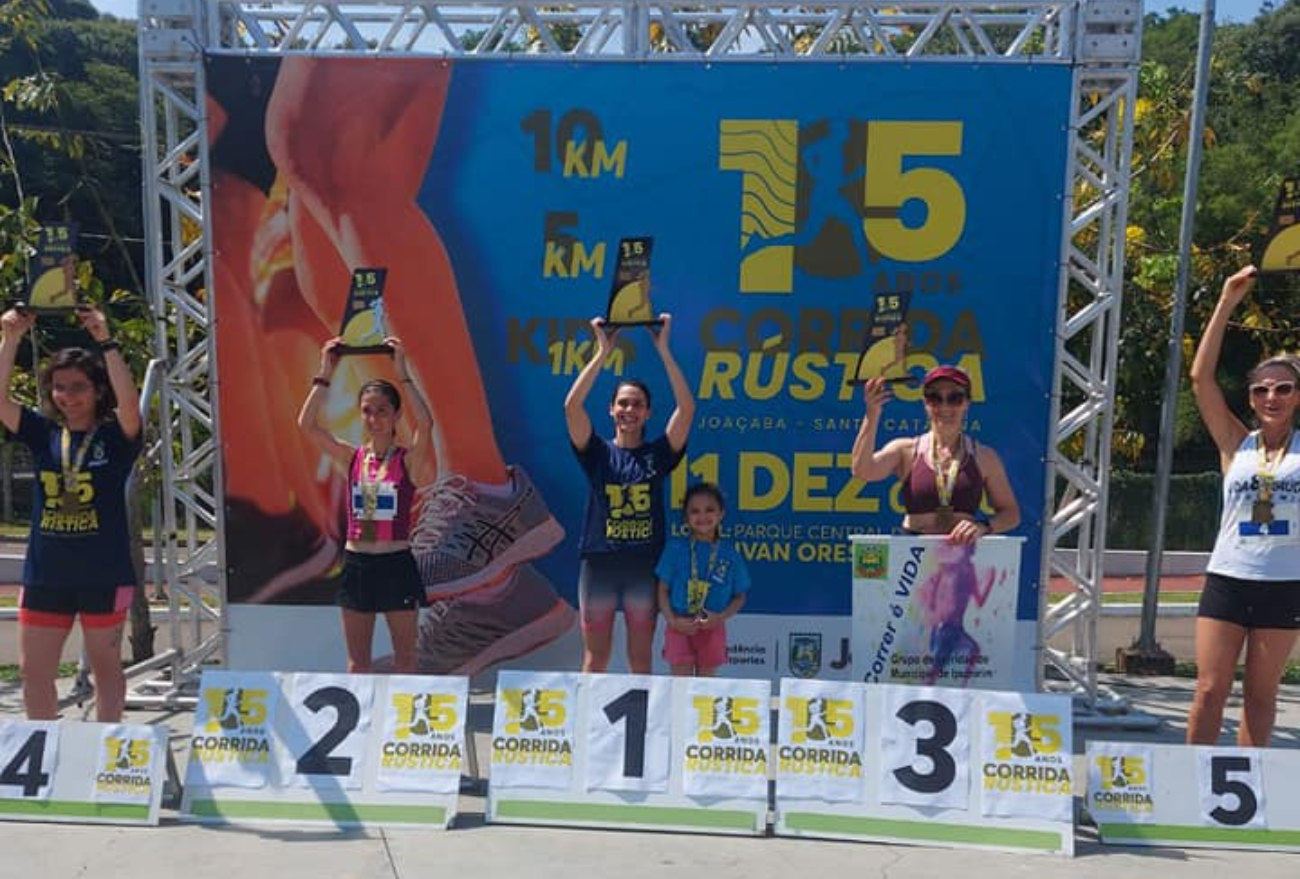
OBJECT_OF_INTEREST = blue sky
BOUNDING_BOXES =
[89,0,1275,24]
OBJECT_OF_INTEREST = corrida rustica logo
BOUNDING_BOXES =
[391,691,460,739]
[785,695,854,744]
[987,711,1062,761]
[501,688,568,735]
[719,117,966,293]
[202,686,270,733]
[692,695,762,743]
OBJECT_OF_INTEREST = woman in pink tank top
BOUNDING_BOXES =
[299,336,433,672]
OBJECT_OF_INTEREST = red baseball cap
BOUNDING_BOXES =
[923,365,971,388]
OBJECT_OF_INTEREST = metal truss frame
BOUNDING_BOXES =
[135,0,1139,706]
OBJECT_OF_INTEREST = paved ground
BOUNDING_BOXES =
[0,673,1297,878]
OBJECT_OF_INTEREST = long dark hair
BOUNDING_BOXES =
[40,348,115,422]
[358,379,402,413]
[610,378,652,409]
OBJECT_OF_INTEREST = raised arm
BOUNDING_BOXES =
[387,336,433,469]
[0,309,36,433]
[297,337,354,471]
[850,377,911,482]
[564,317,616,450]
[651,313,694,453]
[1190,265,1256,464]
[77,306,140,441]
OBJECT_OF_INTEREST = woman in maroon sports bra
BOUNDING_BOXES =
[852,364,1020,682]
[850,364,1020,542]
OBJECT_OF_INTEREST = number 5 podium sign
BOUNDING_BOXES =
[487,670,770,835]
[1087,742,1300,852]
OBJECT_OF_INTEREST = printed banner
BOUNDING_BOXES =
[206,55,1070,679]
[189,670,278,788]
[1086,742,1155,824]
[491,671,580,789]
[978,692,1073,822]
[776,677,865,802]
[278,673,375,790]
[679,677,771,798]
[584,674,671,793]
[375,675,468,794]
[852,535,1023,688]
[92,726,160,805]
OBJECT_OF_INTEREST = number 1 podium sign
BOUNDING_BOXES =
[181,670,468,828]
[0,719,169,825]
[1087,742,1300,852]
[487,670,769,835]
[774,680,1075,855]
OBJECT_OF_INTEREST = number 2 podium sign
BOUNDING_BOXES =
[181,670,468,828]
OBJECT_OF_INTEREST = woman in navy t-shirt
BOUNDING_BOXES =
[0,305,142,722]
[564,314,694,673]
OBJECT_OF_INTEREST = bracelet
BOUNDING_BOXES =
[97,338,120,353]
[311,376,331,388]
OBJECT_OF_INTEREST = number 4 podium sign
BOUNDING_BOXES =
[0,719,169,825]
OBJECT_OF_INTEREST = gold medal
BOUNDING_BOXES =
[60,490,83,515]
[934,504,955,532]
[687,538,720,617]
[686,577,709,615]
[1254,430,1291,531]
[359,519,377,542]
[1252,499,1275,525]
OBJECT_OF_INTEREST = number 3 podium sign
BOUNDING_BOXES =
[1087,742,1300,852]
[181,670,468,828]
[775,680,1075,855]
[487,670,770,835]
[0,719,169,824]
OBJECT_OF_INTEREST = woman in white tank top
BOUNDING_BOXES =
[1188,264,1300,746]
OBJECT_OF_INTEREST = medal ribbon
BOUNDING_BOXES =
[1256,430,1292,502]
[60,425,98,496]
[688,537,720,614]
[929,433,961,509]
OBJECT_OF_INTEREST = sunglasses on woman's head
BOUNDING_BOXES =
[1249,381,1296,399]
[923,390,968,406]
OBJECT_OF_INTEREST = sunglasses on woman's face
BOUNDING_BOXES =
[923,390,968,406]
[1249,381,1297,399]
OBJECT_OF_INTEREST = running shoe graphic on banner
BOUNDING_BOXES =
[410,465,564,598]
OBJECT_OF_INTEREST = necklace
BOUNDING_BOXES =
[59,425,99,513]
[687,537,721,617]
[357,444,394,541]
[929,432,962,531]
